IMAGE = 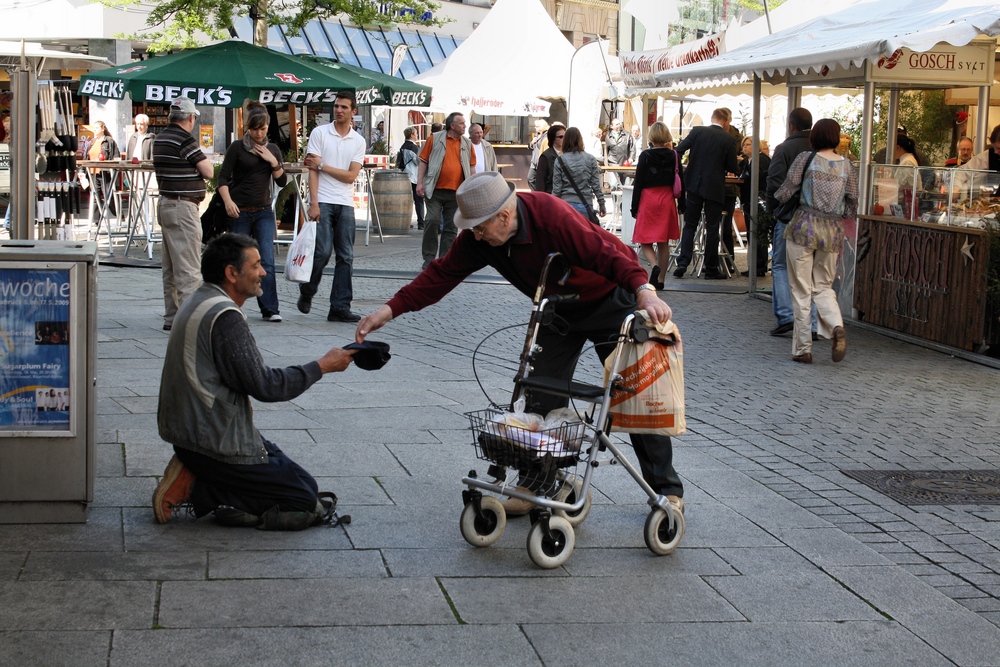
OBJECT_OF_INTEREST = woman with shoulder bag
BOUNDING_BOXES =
[552,126,606,224]
[630,121,684,289]
[87,121,118,220]
[774,118,856,364]
[217,102,288,322]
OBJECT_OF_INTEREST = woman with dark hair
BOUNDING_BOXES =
[894,134,918,168]
[217,102,288,321]
[630,121,684,288]
[552,126,605,223]
[775,118,857,364]
[86,120,119,220]
[532,124,565,194]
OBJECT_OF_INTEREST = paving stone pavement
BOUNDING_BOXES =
[2,230,1000,666]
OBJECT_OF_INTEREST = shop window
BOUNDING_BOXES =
[365,29,394,74]
[267,26,290,53]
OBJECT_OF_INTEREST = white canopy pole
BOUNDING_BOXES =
[976,86,991,152]
[885,89,900,161]
[748,75,762,287]
[859,79,876,215]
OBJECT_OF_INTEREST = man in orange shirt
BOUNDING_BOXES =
[416,112,476,268]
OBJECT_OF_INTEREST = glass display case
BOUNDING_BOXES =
[868,164,1000,228]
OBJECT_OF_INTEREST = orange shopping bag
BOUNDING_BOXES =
[602,313,685,436]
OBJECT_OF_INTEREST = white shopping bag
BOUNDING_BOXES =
[284,220,316,283]
[602,312,685,436]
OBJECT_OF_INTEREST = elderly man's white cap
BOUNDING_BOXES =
[453,172,517,230]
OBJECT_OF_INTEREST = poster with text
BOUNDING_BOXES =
[0,268,72,429]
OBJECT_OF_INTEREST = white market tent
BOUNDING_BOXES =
[411,0,575,116]
[654,0,1000,91]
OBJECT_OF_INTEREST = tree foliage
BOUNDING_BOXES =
[101,0,447,52]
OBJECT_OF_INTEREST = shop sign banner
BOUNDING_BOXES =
[868,40,995,86]
[621,33,726,88]
[0,269,71,428]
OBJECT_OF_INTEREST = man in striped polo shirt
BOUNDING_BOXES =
[153,97,214,331]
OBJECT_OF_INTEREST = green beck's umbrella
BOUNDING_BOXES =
[79,40,431,108]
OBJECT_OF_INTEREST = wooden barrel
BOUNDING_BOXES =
[370,170,413,235]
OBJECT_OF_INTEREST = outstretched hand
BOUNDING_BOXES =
[317,347,356,374]
[356,305,394,344]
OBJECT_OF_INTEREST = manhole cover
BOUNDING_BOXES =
[841,470,1000,505]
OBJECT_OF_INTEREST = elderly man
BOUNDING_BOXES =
[469,122,497,174]
[126,113,154,161]
[947,136,977,167]
[152,97,214,331]
[673,109,740,280]
[300,90,366,323]
[417,112,476,268]
[605,118,635,190]
[153,233,355,529]
[356,171,684,516]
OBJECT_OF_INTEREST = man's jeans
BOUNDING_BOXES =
[300,203,355,311]
[771,221,794,325]
[231,207,279,315]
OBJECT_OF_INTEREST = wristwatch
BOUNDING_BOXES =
[636,283,657,295]
[317,162,324,173]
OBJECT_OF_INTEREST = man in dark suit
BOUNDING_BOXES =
[673,109,740,279]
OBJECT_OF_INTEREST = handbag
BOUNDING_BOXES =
[200,192,230,244]
[557,156,600,225]
[602,312,685,437]
[772,151,816,223]
[672,150,682,198]
[284,219,316,283]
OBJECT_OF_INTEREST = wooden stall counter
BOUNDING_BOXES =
[853,214,992,351]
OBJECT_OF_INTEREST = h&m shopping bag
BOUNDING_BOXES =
[284,219,316,283]
[602,312,685,436]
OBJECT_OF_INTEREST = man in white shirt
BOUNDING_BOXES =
[468,123,497,175]
[300,91,366,323]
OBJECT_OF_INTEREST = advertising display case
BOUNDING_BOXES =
[0,241,98,523]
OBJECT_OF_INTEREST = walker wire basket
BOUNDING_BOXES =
[466,409,586,475]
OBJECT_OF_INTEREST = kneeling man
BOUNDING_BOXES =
[153,234,355,529]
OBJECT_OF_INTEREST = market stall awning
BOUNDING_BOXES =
[411,0,575,116]
[78,39,430,108]
[653,0,1000,90]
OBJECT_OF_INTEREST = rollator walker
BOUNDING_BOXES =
[460,253,684,568]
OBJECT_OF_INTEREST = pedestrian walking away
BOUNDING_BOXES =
[300,90,366,323]
[766,107,814,335]
[152,97,214,331]
[153,233,356,529]
[355,171,684,518]
[631,121,684,289]
[216,101,287,322]
[396,127,425,230]
[774,118,856,364]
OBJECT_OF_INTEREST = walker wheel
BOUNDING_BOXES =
[644,507,684,556]
[553,476,592,527]
[526,515,575,569]
[459,496,506,547]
